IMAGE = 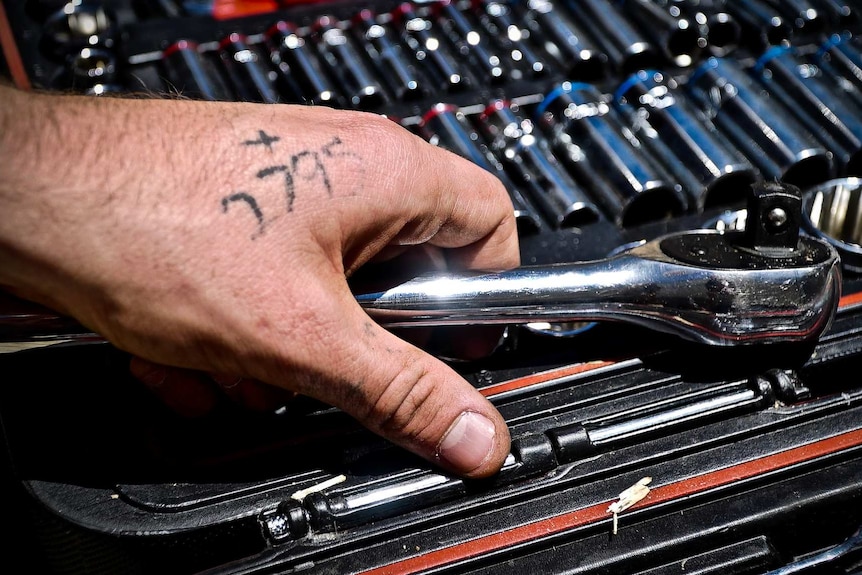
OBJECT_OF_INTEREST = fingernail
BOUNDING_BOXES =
[437,411,496,472]
[138,367,167,388]
[211,374,243,389]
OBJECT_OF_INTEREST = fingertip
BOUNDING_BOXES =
[211,373,298,412]
[130,357,220,418]
[436,409,511,478]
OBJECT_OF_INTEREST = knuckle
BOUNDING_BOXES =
[367,356,443,444]
[343,111,406,152]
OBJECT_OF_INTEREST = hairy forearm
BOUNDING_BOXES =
[1,84,126,198]
[0,85,171,308]
[0,85,92,305]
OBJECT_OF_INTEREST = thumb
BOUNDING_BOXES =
[294,291,510,479]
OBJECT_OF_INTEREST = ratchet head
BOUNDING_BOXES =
[638,229,840,346]
[635,180,842,345]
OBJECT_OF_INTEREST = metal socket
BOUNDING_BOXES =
[311,15,386,109]
[564,0,659,74]
[813,33,862,113]
[161,39,230,102]
[614,69,758,211]
[514,0,607,80]
[752,45,862,176]
[723,0,794,52]
[266,20,343,107]
[432,0,512,84]
[686,56,834,189]
[217,33,280,104]
[536,81,687,228]
[352,9,425,102]
[803,176,862,273]
[617,0,706,68]
[478,99,601,228]
[391,2,474,92]
[472,0,551,79]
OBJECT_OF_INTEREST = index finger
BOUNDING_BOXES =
[320,111,521,274]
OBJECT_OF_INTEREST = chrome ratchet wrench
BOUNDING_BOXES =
[358,181,842,346]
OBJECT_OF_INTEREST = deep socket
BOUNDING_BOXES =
[352,9,425,102]
[616,0,706,68]
[265,20,344,107]
[723,0,794,53]
[759,0,827,40]
[813,33,862,113]
[535,82,688,228]
[564,0,659,74]
[477,100,601,228]
[217,33,280,104]
[311,15,386,109]
[390,2,474,92]
[614,69,758,211]
[752,45,862,176]
[511,0,607,81]
[657,0,741,57]
[161,39,230,101]
[686,57,834,189]
[418,103,542,234]
[471,0,551,79]
[432,0,512,84]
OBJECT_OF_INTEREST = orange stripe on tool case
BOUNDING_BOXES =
[212,0,279,19]
[480,361,615,397]
[0,2,30,90]
[359,427,862,575]
[840,291,862,308]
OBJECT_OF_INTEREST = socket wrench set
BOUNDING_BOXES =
[3,1,862,574]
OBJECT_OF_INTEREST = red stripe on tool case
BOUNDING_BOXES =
[0,2,30,90]
[840,290,862,308]
[358,427,862,575]
[212,0,279,20]
[479,361,617,398]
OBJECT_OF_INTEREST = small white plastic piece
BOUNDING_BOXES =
[607,476,652,535]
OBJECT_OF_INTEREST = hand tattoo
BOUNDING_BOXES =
[221,132,359,238]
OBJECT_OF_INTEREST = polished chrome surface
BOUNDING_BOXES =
[357,230,842,346]
[803,176,862,273]
[804,177,862,247]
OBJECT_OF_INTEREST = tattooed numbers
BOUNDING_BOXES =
[221,131,358,238]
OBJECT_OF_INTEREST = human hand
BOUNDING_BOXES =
[0,85,520,478]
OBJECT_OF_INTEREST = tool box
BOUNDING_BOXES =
[2,1,862,574]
